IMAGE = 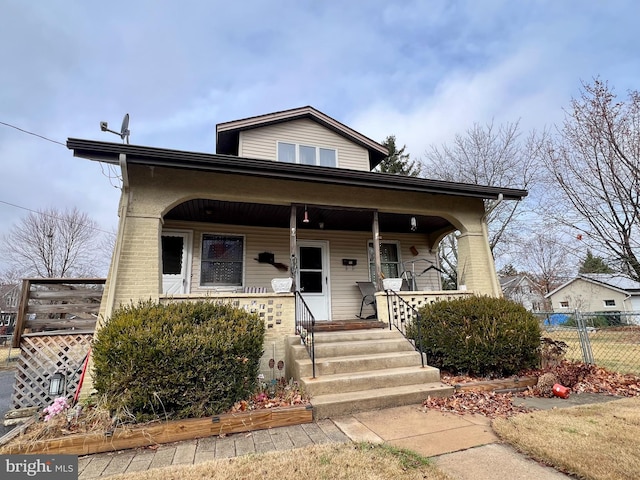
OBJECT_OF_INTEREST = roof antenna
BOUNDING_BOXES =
[99,113,130,144]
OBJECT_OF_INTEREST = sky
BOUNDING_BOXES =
[1,0,639,274]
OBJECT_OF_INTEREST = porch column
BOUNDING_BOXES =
[111,214,163,307]
[372,211,382,290]
[456,220,502,296]
[290,205,297,291]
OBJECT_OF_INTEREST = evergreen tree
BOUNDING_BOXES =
[579,249,613,274]
[378,135,421,176]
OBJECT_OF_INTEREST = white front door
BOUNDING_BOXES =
[297,241,330,321]
[161,231,192,294]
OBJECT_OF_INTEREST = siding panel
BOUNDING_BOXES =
[164,222,439,320]
[239,119,370,171]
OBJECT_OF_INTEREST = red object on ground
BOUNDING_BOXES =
[74,348,91,404]
[552,383,570,399]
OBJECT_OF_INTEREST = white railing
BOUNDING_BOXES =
[375,290,475,324]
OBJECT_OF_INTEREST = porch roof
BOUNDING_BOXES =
[67,138,528,201]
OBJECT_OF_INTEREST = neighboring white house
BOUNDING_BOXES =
[545,274,640,312]
[499,274,545,311]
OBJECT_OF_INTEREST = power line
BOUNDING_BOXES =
[0,121,66,147]
[1,120,123,188]
[0,200,116,236]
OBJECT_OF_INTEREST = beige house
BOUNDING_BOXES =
[546,274,640,312]
[68,106,526,381]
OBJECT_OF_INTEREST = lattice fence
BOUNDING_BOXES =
[11,332,92,409]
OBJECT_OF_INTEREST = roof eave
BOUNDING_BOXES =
[67,138,528,201]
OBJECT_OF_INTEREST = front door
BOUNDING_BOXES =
[161,231,192,294]
[297,241,330,321]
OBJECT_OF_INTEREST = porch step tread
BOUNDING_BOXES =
[296,351,422,376]
[310,339,415,358]
[300,350,421,364]
[311,321,387,332]
[311,329,404,343]
[311,382,454,419]
[301,366,441,396]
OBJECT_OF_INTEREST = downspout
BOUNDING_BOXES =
[482,193,503,223]
[101,153,129,327]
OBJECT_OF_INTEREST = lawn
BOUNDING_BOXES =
[544,328,640,375]
[104,443,453,480]
[493,396,640,480]
[0,346,18,368]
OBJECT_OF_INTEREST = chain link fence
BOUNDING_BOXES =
[534,311,640,375]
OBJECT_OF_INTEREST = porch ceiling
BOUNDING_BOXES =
[164,199,453,234]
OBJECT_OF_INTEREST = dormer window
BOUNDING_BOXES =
[277,142,337,167]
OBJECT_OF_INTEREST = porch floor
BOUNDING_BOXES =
[310,319,387,332]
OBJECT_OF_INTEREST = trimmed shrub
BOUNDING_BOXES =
[411,296,541,376]
[92,300,265,422]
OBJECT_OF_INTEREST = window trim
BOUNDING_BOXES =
[276,141,338,167]
[199,232,246,290]
[367,240,402,282]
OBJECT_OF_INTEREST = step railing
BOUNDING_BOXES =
[294,291,316,378]
[385,289,425,368]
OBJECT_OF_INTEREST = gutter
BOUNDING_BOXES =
[67,139,527,201]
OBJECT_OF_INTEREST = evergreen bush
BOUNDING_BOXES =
[411,296,541,376]
[92,300,264,422]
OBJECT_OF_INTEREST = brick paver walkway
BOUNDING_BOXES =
[77,420,349,479]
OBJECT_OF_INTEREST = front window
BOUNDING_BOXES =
[368,241,401,281]
[559,301,569,308]
[200,234,244,287]
[277,142,337,167]
[604,299,616,307]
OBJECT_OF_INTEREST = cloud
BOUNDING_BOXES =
[1,0,640,276]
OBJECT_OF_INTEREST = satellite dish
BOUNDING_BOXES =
[120,113,130,144]
[99,113,131,144]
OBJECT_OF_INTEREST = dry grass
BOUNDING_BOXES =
[545,329,640,375]
[0,346,17,369]
[493,397,640,480]
[105,443,452,480]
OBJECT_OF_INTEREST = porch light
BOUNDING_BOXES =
[303,205,310,223]
[48,371,66,396]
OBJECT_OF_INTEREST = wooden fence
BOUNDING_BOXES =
[12,278,104,348]
[10,278,105,409]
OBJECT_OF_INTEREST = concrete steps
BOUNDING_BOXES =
[287,328,453,419]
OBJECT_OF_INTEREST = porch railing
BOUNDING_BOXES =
[385,289,425,368]
[294,291,316,378]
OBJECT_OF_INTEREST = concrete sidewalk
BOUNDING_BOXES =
[79,395,618,479]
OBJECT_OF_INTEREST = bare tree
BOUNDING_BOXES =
[423,120,545,279]
[516,233,575,296]
[2,207,108,278]
[541,79,640,280]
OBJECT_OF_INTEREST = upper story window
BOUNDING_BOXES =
[559,301,570,308]
[604,299,616,307]
[277,142,337,167]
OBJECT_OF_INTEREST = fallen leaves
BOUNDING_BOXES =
[425,361,640,418]
[524,361,640,397]
[423,391,532,418]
